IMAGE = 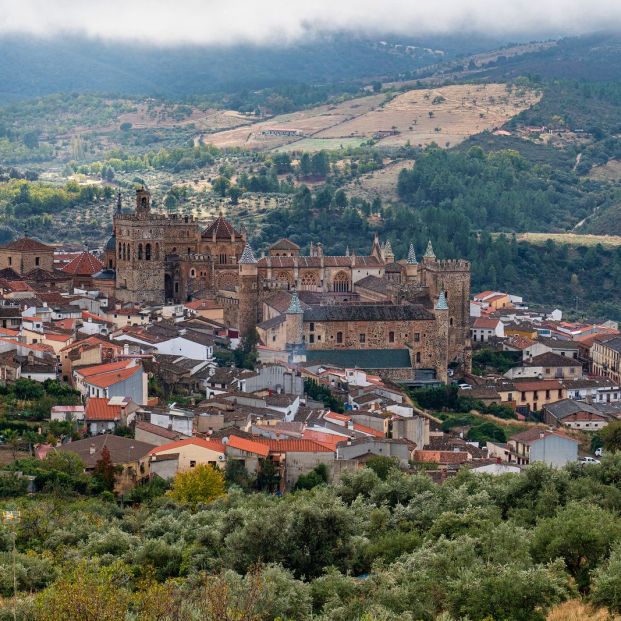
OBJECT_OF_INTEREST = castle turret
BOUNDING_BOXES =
[135,187,151,216]
[405,242,418,281]
[383,240,395,263]
[238,243,259,338]
[432,290,449,383]
[285,289,304,360]
[423,240,436,263]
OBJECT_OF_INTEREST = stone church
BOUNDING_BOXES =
[105,188,472,378]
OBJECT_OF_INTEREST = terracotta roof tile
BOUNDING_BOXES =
[226,435,270,457]
[148,437,225,455]
[62,252,104,276]
[3,238,54,252]
[85,398,122,421]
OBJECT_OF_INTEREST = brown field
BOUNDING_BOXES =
[589,158,621,181]
[203,83,539,152]
[513,232,621,247]
[344,159,415,202]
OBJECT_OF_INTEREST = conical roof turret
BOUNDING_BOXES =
[407,243,418,264]
[435,290,448,310]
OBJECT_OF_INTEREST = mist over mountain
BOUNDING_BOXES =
[0,33,512,103]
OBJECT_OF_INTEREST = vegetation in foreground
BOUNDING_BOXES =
[2,455,621,619]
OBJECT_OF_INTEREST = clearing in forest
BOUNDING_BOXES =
[203,83,540,152]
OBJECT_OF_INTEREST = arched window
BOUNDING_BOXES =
[388,331,395,343]
[138,244,143,260]
[219,253,227,264]
[190,269,196,278]
[187,247,191,255]
[145,243,151,261]
[449,317,454,327]
[333,271,350,293]
[301,272,318,291]
[336,331,343,344]
[172,247,177,253]
[122,244,126,260]
[416,352,421,363]
[118,242,122,259]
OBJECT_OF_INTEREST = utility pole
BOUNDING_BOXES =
[2,509,21,621]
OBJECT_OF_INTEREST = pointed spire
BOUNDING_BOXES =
[384,240,393,254]
[116,191,122,212]
[424,240,436,259]
[286,289,303,314]
[435,290,448,310]
[345,245,350,257]
[407,243,418,264]
[239,243,257,264]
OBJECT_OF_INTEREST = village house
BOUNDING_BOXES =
[471,317,505,342]
[73,359,147,405]
[591,335,621,384]
[53,434,154,494]
[147,437,226,479]
[543,399,612,431]
[501,428,578,467]
[84,396,142,435]
[504,352,584,380]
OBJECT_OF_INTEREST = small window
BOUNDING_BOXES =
[309,322,315,332]
[35,257,40,266]
[415,352,421,363]
[359,334,366,344]
[388,331,395,343]
[190,460,196,468]
[336,332,343,344]
[7,257,11,266]
[309,334,315,344]
[414,333,420,342]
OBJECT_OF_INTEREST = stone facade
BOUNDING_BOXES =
[0,238,55,275]
[105,190,471,375]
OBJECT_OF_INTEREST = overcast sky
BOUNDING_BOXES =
[1,0,619,46]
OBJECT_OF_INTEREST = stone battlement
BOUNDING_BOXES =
[427,259,470,271]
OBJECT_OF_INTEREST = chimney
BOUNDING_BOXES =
[89,443,96,455]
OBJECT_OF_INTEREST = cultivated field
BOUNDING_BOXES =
[514,232,621,247]
[589,158,621,181]
[203,83,540,152]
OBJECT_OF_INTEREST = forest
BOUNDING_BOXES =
[3,457,621,620]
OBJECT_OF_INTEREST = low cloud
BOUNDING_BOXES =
[2,0,621,45]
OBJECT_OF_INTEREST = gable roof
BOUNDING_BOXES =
[148,437,225,456]
[509,427,578,445]
[513,379,564,392]
[85,397,123,421]
[75,359,134,378]
[544,399,605,420]
[256,438,335,453]
[55,434,154,467]
[3,237,54,252]
[85,365,142,389]
[226,435,270,457]
[524,352,582,367]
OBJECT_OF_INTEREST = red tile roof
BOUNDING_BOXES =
[302,429,348,450]
[76,359,134,377]
[353,423,385,438]
[473,318,501,329]
[85,365,141,389]
[148,437,225,455]
[62,252,104,276]
[85,398,122,421]
[202,217,243,240]
[513,379,564,392]
[4,237,54,252]
[226,435,270,457]
[256,438,335,453]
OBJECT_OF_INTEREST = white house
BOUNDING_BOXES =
[471,318,505,343]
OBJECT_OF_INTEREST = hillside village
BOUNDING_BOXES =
[0,197,619,493]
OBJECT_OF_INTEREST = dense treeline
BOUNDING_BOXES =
[4,459,621,619]
[396,146,604,231]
